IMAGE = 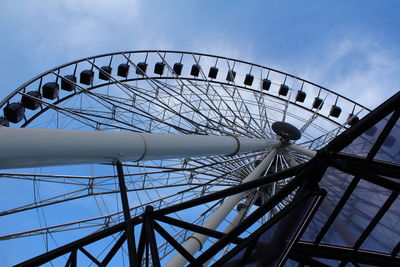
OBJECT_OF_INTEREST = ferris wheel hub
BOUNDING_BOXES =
[272,121,301,141]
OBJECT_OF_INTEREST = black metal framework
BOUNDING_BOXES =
[12,91,400,266]
[14,165,301,267]
[115,161,137,267]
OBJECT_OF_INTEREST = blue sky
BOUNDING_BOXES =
[1,0,400,265]
[1,0,400,108]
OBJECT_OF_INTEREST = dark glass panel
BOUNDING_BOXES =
[322,180,391,247]
[301,168,353,242]
[362,197,400,253]
[222,244,247,266]
[374,118,400,164]
[223,194,317,266]
[341,112,393,158]
[313,257,341,265]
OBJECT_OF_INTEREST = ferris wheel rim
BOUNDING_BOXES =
[0,50,370,112]
[14,77,348,130]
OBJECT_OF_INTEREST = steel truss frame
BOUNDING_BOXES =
[14,163,301,267]
[14,91,400,266]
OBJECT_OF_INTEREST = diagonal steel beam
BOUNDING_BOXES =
[293,241,400,266]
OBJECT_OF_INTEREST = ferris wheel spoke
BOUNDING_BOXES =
[184,156,260,183]
[299,92,332,135]
[0,188,87,216]
[153,53,239,136]
[117,153,264,185]
[98,92,197,134]
[0,179,232,240]
[86,60,202,134]
[144,80,227,134]
[254,92,273,138]
[188,77,263,137]
[0,173,88,186]
[157,80,255,137]
[224,61,264,135]
[281,90,294,122]
[84,84,196,134]
[158,53,232,123]
[48,70,146,131]
[119,55,219,134]
[123,84,217,134]
[188,153,264,182]
[299,111,320,135]
[219,84,264,138]
[162,52,262,137]
[0,179,233,218]
[0,220,107,240]
[19,93,104,130]
[63,107,151,132]
[183,80,250,136]
[220,83,252,128]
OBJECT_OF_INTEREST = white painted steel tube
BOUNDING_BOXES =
[288,143,317,158]
[166,148,279,267]
[0,127,280,169]
[281,149,302,168]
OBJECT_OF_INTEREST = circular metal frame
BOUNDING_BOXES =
[0,50,371,265]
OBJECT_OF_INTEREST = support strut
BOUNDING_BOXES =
[116,160,138,267]
[166,147,279,267]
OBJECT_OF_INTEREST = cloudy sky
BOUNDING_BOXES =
[1,0,399,109]
[0,1,400,265]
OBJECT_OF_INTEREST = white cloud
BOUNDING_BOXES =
[299,35,400,109]
[3,0,140,65]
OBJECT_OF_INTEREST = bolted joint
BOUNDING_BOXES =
[145,205,154,214]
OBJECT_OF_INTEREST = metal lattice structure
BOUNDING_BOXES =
[0,50,398,266]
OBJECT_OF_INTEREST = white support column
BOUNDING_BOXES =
[288,143,317,158]
[203,207,247,267]
[166,148,279,267]
[0,127,280,169]
[281,149,303,168]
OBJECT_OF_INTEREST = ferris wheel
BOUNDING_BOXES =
[0,50,374,266]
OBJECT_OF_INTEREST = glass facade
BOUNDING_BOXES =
[218,92,400,266]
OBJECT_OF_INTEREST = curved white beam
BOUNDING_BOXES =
[0,127,280,169]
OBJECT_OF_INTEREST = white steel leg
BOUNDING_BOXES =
[288,143,317,158]
[166,148,279,267]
